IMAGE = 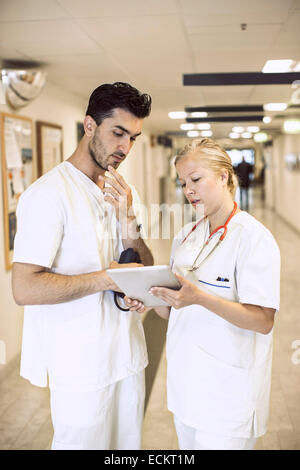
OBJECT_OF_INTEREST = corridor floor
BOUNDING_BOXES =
[1,190,300,450]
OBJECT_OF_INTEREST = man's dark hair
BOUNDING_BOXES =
[85,82,152,125]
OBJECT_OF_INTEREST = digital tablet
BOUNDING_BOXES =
[106,265,181,307]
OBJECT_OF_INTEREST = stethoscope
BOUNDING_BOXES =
[180,201,238,272]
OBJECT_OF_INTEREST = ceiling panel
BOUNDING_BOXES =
[77,15,193,86]
[0,0,68,21]
[179,0,293,20]
[247,84,295,104]
[190,28,281,51]
[0,0,298,139]
[57,0,179,17]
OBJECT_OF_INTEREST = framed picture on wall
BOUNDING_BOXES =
[1,113,34,270]
[36,121,63,177]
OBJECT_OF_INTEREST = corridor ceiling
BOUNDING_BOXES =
[0,0,300,140]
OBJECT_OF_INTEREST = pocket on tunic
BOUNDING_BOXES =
[188,343,254,422]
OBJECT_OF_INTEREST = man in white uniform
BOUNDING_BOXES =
[12,82,153,450]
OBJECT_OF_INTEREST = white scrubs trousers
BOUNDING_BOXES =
[174,417,256,451]
[50,371,145,450]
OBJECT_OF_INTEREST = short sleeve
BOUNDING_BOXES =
[236,228,280,311]
[13,189,64,268]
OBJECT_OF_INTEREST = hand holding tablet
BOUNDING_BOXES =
[106,265,181,307]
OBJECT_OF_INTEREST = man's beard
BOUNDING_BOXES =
[88,135,123,171]
[88,135,109,170]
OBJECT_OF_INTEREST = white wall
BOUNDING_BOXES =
[0,81,86,373]
[271,133,300,233]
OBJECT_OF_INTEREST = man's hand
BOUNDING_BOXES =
[99,166,134,222]
[123,296,149,314]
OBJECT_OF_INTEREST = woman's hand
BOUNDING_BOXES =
[149,273,205,309]
[124,296,149,314]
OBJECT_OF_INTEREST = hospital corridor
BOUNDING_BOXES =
[0,188,300,450]
[1,0,300,452]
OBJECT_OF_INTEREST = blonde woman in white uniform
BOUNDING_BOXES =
[126,138,280,450]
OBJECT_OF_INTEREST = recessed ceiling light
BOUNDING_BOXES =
[241,132,252,139]
[232,126,244,133]
[262,59,294,73]
[229,132,240,139]
[168,111,187,119]
[263,116,272,124]
[201,130,212,137]
[254,132,268,142]
[283,119,300,134]
[263,103,287,111]
[187,130,200,137]
[293,61,300,72]
[247,126,259,133]
[190,111,208,118]
[180,123,195,130]
[196,123,211,130]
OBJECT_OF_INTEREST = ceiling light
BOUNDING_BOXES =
[180,123,195,130]
[262,59,294,73]
[168,111,187,119]
[283,119,300,134]
[232,126,244,133]
[201,130,212,137]
[263,103,287,111]
[229,132,240,139]
[187,130,200,137]
[247,126,259,133]
[263,116,272,124]
[190,112,208,118]
[293,61,300,72]
[196,123,211,130]
[254,132,268,142]
[241,132,252,139]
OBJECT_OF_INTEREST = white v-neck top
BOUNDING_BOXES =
[13,161,148,390]
[167,211,280,438]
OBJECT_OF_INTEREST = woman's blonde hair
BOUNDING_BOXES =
[175,138,238,198]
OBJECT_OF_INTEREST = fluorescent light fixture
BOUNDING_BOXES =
[263,103,287,111]
[190,111,208,118]
[263,116,272,124]
[247,126,259,133]
[262,59,294,73]
[180,123,195,130]
[254,132,268,142]
[168,111,187,119]
[229,132,240,139]
[241,132,252,139]
[187,130,200,137]
[283,119,300,134]
[293,61,300,72]
[232,126,244,133]
[201,130,212,137]
[196,123,211,130]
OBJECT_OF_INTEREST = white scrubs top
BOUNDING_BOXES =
[167,211,280,438]
[13,161,148,391]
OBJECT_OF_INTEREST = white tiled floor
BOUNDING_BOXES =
[1,188,300,450]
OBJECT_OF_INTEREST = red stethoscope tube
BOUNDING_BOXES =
[181,201,238,246]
